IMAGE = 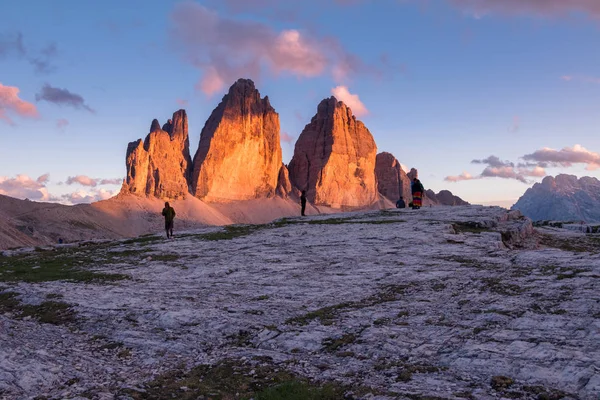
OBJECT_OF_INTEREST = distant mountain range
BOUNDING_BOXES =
[512,174,600,223]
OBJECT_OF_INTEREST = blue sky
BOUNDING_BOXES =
[1,0,599,205]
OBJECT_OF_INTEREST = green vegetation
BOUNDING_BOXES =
[121,359,345,400]
[322,332,358,352]
[0,248,129,283]
[0,291,76,325]
[286,284,406,326]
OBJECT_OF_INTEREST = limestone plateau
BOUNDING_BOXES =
[123,78,466,207]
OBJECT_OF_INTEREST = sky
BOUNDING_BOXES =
[1,0,600,206]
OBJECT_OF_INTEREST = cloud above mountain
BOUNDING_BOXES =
[0,174,55,201]
[169,2,377,96]
[331,86,369,117]
[65,175,122,187]
[523,144,600,171]
[445,154,547,183]
[61,188,116,205]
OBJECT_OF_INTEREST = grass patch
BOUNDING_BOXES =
[196,225,264,241]
[540,234,599,253]
[0,248,130,283]
[480,277,524,296]
[121,359,344,400]
[255,381,343,400]
[122,235,163,245]
[21,301,76,324]
[322,333,358,352]
[0,292,76,325]
[286,284,406,326]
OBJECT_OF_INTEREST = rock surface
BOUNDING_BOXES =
[428,189,470,206]
[1,206,597,399]
[191,79,282,202]
[123,110,192,199]
[275,164,293,198]
[513,174,600,222]
[288,97,378,208]
[375,152,411,202]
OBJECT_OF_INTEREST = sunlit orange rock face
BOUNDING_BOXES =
[124,110,192,199]
[288,97,378,208]
[191,79,283,202]
[375,152,411,202]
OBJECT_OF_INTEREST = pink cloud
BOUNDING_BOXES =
[61,188,116,205]
[0,82,39,125]
[0,174,56,201]
[65,175,123,187]
[561,75,600,84]
[170,3,375,96]
[445,172,475,182]
[446,154,547,183]
[176,98,189,106]
[331,86,369,117]
[56,118,69,130]
[523,144,600,170]
[449,0,600,18]
[281,132,295,144]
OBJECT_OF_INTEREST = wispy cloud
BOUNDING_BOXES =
[0,83,39,125]
[0,32,58,74]
[176,98,189,106]
[0,174,56,201]
[445,172,475,182]
[61,188,116,205]
[334,0,600,19]
[56,118,69,130]
[448,0,600,19]
[523,144,600,171]
[561,75,600,84]
[0,32,26,58]
[65,175,123,187]
[280,132,295,144]
[36,84,94,113]
[169,2,378,96]
[445,154,547,183]
[331,86,369,117]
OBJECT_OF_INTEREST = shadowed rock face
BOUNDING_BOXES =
[191,79,282,202]
[375,152,411,202]
[288,97,378,208]
[124,110,192,199]
[512,174,600,222]
[276,164,293,198]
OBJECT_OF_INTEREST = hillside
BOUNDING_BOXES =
[1,206,598,399]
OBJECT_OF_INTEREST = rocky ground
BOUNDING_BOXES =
[0,205,598,399]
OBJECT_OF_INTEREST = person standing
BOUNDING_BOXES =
[162,202,176,238]
[300,190,307,216]
[411,178,424,209]
[396,197,406,209]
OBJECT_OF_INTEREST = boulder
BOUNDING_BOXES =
[191,79,282,202]
[288,97,378,208]
[123,110,192,199]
